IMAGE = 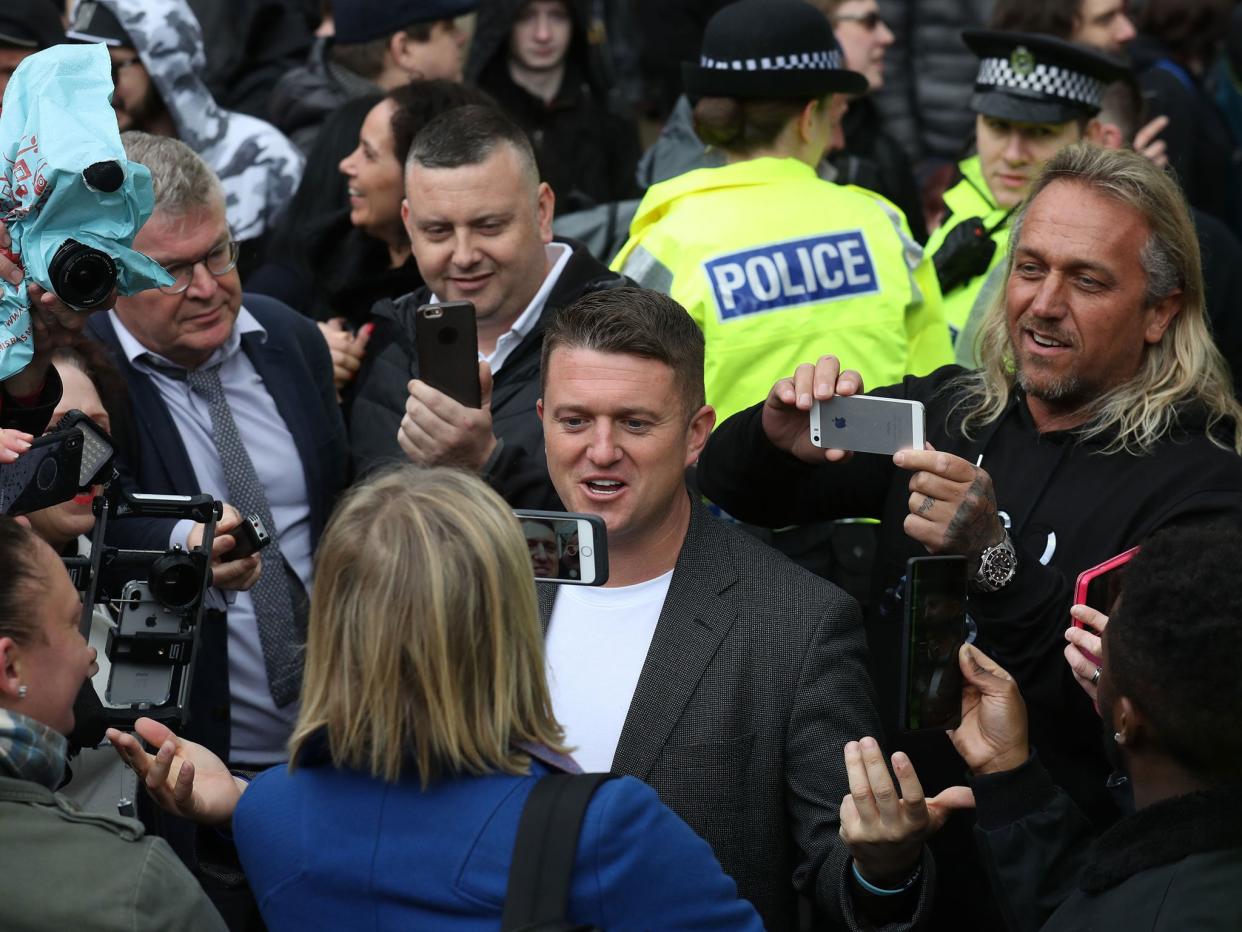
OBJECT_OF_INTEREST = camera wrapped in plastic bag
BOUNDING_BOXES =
[0,43,172,381]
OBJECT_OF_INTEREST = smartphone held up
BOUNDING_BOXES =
[415,301,482,408]
[900,555,968,733]
[515,510,608,586]
[809,394,925,456]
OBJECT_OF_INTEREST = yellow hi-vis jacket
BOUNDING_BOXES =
[925,156,1013,338]
[611,157,953,425]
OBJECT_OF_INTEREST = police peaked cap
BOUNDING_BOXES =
[682,0,868,101]
[333,0,479,45]
[964,29,1130,124]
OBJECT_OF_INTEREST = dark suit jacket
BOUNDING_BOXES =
[86,293,348,754]
[538,499,932,932]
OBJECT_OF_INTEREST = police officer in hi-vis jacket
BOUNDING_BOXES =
[611,0,952,425]
[926,30,1129,340]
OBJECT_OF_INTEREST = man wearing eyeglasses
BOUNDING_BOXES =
[86,133,347,797]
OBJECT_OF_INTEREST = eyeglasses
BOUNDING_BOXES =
[157,240,240,296]
[833,11,885,30]
[110,55,143,85]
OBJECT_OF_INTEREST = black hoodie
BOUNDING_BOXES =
[699,365,1242,929]
[466,0,641,214]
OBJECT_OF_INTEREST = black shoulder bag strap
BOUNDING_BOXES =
[501,772,616,932]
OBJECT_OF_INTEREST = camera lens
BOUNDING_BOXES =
[35,455,58,491]
[149,551,202,611]
[48,240,118,310]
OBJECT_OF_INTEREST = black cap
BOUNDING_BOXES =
[963,29,1130,123]
[0,0,66,50]
[333,0,479,45]
[66,0,132,48]
[682,0,868,101]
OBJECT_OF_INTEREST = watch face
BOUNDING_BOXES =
[978,540,1017,589]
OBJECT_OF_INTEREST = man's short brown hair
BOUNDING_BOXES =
[541,287,706,416]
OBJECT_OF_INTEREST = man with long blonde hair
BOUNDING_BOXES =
[697,143,1242,928]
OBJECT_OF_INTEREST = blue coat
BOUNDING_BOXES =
[232,754,763,931]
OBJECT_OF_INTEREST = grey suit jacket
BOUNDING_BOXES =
[538,499,932,931]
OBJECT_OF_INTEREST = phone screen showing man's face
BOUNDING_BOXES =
[904,558,967,731]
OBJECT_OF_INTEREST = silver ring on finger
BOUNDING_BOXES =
[1090,666,1102,687]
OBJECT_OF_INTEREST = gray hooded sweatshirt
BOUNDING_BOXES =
[75,0,304,242]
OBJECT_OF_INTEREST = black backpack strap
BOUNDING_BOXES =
[501,771,615,932]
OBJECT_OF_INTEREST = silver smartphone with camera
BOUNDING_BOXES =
[104,581,178,707]
[514,510,608,586]
[810,394,925,455]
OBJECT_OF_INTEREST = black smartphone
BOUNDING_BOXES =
[414,301,481,408]
[227,512,272,560]
[899,555,968,733]
[513,510,609,586]
[0,429,84,515]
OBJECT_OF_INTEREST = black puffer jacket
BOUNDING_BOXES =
[268,38,380,155]
[872,0,993,165]
[466,0,641,214]
[1130,35,1242,237]
[349,238,627,508]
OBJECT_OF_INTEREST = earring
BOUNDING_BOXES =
[1113,731,1125,745]
[17,684,27,699]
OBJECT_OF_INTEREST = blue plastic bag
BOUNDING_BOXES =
[0,43,172,382]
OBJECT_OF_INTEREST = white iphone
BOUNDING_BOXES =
[809,394,925,455]
[513,510,609,586]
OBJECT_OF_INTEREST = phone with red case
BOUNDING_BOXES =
[1072,546,1139,664]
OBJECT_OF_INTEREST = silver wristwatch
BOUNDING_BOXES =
[974,530,1017,592]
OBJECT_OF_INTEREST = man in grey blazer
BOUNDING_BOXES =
[536,287,950,931]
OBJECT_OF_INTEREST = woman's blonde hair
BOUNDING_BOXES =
[955,143,1242,455]
[288,466,566,785]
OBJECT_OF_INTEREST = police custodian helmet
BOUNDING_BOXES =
[682,0,868,100]
[963,29,1131,124]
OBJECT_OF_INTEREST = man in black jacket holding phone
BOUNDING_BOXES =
[349,104,625,508]
[697,144,1242,930]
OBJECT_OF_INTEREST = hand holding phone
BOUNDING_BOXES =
[227,513,271,560]
[514,510,609,586]
[761,356,865,464]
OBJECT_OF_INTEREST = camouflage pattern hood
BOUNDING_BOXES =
[85,0,304,241]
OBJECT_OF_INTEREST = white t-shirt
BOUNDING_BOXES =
[544,571,674,772]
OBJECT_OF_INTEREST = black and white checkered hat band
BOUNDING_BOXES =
[976,56,1104,107]
[699,49,844,72]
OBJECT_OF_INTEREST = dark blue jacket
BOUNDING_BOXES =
[232,753,763,931]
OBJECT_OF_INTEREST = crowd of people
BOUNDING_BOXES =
[2,0,1242,930]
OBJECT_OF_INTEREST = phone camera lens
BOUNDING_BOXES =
[35,456,58,491]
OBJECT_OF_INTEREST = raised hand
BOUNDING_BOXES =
[398,360,498,470]
[947,644,1029,775]
[1065,605,1107,704]
[761,354,864,464]
[107,716,246,825]
[839,736,974,887]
